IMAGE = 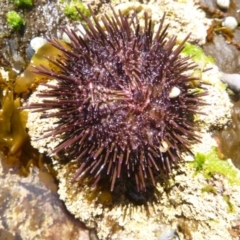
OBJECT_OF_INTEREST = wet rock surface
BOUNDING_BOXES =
[214,99,240,169]
[200,0,240,73]
[203,34,240,73]
[200,0,240,169]
[0,155,90,240]
[0,0,67,71]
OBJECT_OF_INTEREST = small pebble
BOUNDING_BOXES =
[158,227,180,240]
[216,0,230,9]
[159,141,169,153]
[169,86,181,98]
[30,37,47,52]
[222,16,238,30]
[76,24,86,37]
[61,31,71,43]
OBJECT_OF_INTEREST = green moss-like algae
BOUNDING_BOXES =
[6,11,25,31]
[191,148,240,186]
[11,0,33,8]
[182,43,227,91]
[201,185,217,194]
[63,0,90,20]
[182,42,214,65]
[223,195,236,213]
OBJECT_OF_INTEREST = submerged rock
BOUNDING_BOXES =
[0,155,90,240]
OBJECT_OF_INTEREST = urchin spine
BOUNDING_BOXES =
[27,6,205,192]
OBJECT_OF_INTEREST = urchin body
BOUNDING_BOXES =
[29,7,205,191]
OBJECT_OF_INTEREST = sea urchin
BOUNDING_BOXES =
[28,6,206,192]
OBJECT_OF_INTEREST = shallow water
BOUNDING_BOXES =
[213,98,240,169]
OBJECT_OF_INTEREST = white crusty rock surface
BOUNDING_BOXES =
[98,0,210,45]
[56,159,240,240]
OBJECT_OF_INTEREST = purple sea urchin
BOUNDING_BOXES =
[28,6,206,192]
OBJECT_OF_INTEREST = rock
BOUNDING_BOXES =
[0,155,90,240]
[55,151,240,240]
[3,39,25,73]
[203,35,240,73]
[220,72,240,91]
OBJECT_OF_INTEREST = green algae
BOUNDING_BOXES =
[182,43,227,92]
[11,0,33,8]
[201,185,217,195]
[63,0,90,20]
[192,149,239,214]
[182,42,214,65]
[223,195,236,213]
[6,11,25,31]
[191,148,240,186]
